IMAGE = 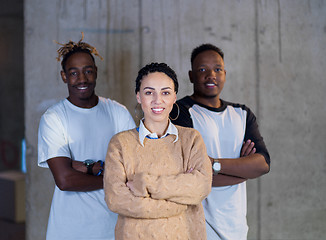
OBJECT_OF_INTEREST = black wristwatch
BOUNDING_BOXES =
[84,159,95,175]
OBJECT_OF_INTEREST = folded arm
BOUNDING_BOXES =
[211,154,269,187]
[104,137,187,219]
[128,132,212,205]
[218,153,269,179]
[47,157,103,191]
[211,140,269,187]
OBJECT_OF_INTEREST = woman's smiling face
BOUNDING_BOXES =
[136,72,176,126]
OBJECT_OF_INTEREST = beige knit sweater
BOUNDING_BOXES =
[104,125,212,240]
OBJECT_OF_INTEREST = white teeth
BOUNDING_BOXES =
[206,83,216,86]
[77,86,88,90]
[152,108,164,112]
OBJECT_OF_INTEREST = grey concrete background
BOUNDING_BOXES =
[22,0,326,239]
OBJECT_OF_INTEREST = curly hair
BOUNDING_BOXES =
[190,43,224,65]
[54,32,103,71]
[135,62,179,94]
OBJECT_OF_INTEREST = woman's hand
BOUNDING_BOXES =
[186,168,194,173]
[126,173,150,197]
[126,180,135,192]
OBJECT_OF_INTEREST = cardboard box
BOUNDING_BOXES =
[0,170,25,222]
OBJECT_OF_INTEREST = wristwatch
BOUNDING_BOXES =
[84,159,95,175]
[212,160,221,175]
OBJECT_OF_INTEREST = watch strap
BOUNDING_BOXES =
[84,160,95,175]
[87,164,94,175]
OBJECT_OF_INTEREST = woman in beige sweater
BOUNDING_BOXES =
[104,62,212,239]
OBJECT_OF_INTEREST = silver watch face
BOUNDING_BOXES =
[213,162,221,172]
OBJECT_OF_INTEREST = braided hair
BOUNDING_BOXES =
[54,32,103,71]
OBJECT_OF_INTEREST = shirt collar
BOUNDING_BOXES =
[138,119,179,146]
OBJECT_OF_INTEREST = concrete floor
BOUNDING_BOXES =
[0,218,25,240]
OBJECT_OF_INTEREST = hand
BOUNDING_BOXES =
[71,160,104,175]
[186,168,194,173]
[126,180,147,197]
[126,180,135,192]
[240,140,256,157]
[93,161,105,176]
[126,173,150,197]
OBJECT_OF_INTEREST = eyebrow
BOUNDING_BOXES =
[198,64,223,67]
[67,65,95,71]
[143,86,173,91]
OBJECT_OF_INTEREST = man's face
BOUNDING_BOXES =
[189,50,226,100]
[61,52,97,107]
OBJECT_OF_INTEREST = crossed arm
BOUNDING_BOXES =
[104,132,212,219]
[48,140,263,190]
[211,140,270,187]
[47,157,104,191]
[40,110,106,192]
[126,162,211,206]
[103,151,188,219]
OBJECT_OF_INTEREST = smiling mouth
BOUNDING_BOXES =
[152,107,164,113]
[77,86,88,90]
[206,83,216,87]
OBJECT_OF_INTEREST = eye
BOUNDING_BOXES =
[215,68,223,72]
[85,69,94,75]
[199,68,206,72]
[162,91,170,95]
[144,91,152,95]
[69,71,78,77]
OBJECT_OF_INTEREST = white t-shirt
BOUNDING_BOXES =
[38,97,136,240]
[189,104,248,240]
[171,96,270,240]
[189,105,248,240]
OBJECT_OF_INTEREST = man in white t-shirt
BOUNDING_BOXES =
[171,44,270,239]
[38,35,135,240]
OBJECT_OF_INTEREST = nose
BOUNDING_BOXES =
[77,71,88,83]
[153,93,163,104]
[206,69,217,79]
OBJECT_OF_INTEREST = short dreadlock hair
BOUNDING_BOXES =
[135,62,179,94]
[190,43,224,65]
[54,32,103,72]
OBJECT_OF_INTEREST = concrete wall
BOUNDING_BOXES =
[25,0,326,239]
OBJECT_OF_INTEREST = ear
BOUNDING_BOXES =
[61,70,67,83]
[188,70,194,83]
[136,92,141,104]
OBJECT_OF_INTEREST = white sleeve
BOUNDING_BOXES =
[120,109,136,132]
[37,109,71,168]
[111,100,136,132]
